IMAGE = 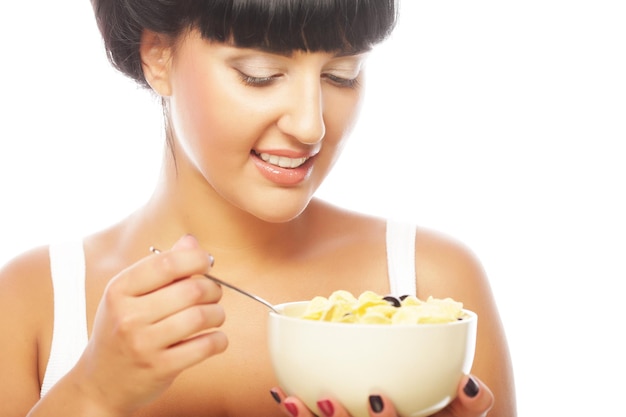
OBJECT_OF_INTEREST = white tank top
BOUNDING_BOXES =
[40,220,416,397]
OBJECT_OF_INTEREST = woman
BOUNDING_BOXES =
[0,1,515,416]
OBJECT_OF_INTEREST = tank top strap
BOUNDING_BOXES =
[386,220,417,297]
[40,241,88,398]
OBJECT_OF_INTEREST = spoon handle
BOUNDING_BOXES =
[201,272,279,313]
[149,247,279,314]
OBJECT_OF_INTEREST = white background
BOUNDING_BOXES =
[1,1,625,415]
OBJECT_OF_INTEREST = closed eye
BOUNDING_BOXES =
[323,73,360,89]
[236,70,359,89]
[237,70,281,87]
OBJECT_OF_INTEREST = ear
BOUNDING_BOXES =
[140,30,174,96]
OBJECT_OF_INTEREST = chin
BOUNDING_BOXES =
[246,199,312,224]
[256,207,308,223]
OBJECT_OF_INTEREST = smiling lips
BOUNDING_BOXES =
[258,152,309,169]
[251,150,316,186]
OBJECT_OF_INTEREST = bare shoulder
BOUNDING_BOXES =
[0,245,54,413]
[413,227,491,306]
[308,201,493,309]
[0,244,53,324]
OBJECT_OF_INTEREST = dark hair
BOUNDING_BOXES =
[91,0,399,88]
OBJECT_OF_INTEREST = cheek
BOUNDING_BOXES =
[171,75,220,143]
[169,69,250,167]
[323,88,364,149]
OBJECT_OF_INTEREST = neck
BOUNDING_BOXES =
[131,152,309,265]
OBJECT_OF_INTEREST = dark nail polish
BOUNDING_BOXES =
[463,376,480,398]
[270,389,281,404]
[369,395,384,413]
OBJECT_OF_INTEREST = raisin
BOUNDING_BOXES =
[383,295,402,307]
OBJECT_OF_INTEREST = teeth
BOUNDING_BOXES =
[259,152,309,168]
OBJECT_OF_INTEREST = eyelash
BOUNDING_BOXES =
[237,71,359,89]
[324,74,360,89]
[238,73,278,87]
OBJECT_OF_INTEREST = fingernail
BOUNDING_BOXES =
[173,234,198,249]
[208,254,215,267]
[285,401,299,417]
[463,376,480,398]
[269,388,281,404]
[317,399,334,417]
[369,395,384,413]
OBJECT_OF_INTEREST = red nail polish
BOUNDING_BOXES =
[317,399,334,416]
[285,401,299,417]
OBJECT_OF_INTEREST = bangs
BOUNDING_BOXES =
[187,0,398,53]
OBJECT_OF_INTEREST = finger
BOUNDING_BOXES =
[445,375,494,417]
[114,236,214,296]
[315,397,353,417]
[148,303,226,348]
[170,233,202,250]
[368,395,398,416]
[158,329,228,372]
[268,387,293,417]
[139,275,222,324]
[269,387,316,417]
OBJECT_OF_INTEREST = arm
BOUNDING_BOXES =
[0,247,140,417]
[1,235,228,417]
[414,228,516,417]
[0,248,48,417]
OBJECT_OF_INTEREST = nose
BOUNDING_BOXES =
[277,78,326,145]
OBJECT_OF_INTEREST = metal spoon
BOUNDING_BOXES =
[150,247,280,314]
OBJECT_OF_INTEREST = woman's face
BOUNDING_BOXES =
[165,30,368,222]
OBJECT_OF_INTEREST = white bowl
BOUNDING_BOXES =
[268,301,477,417]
